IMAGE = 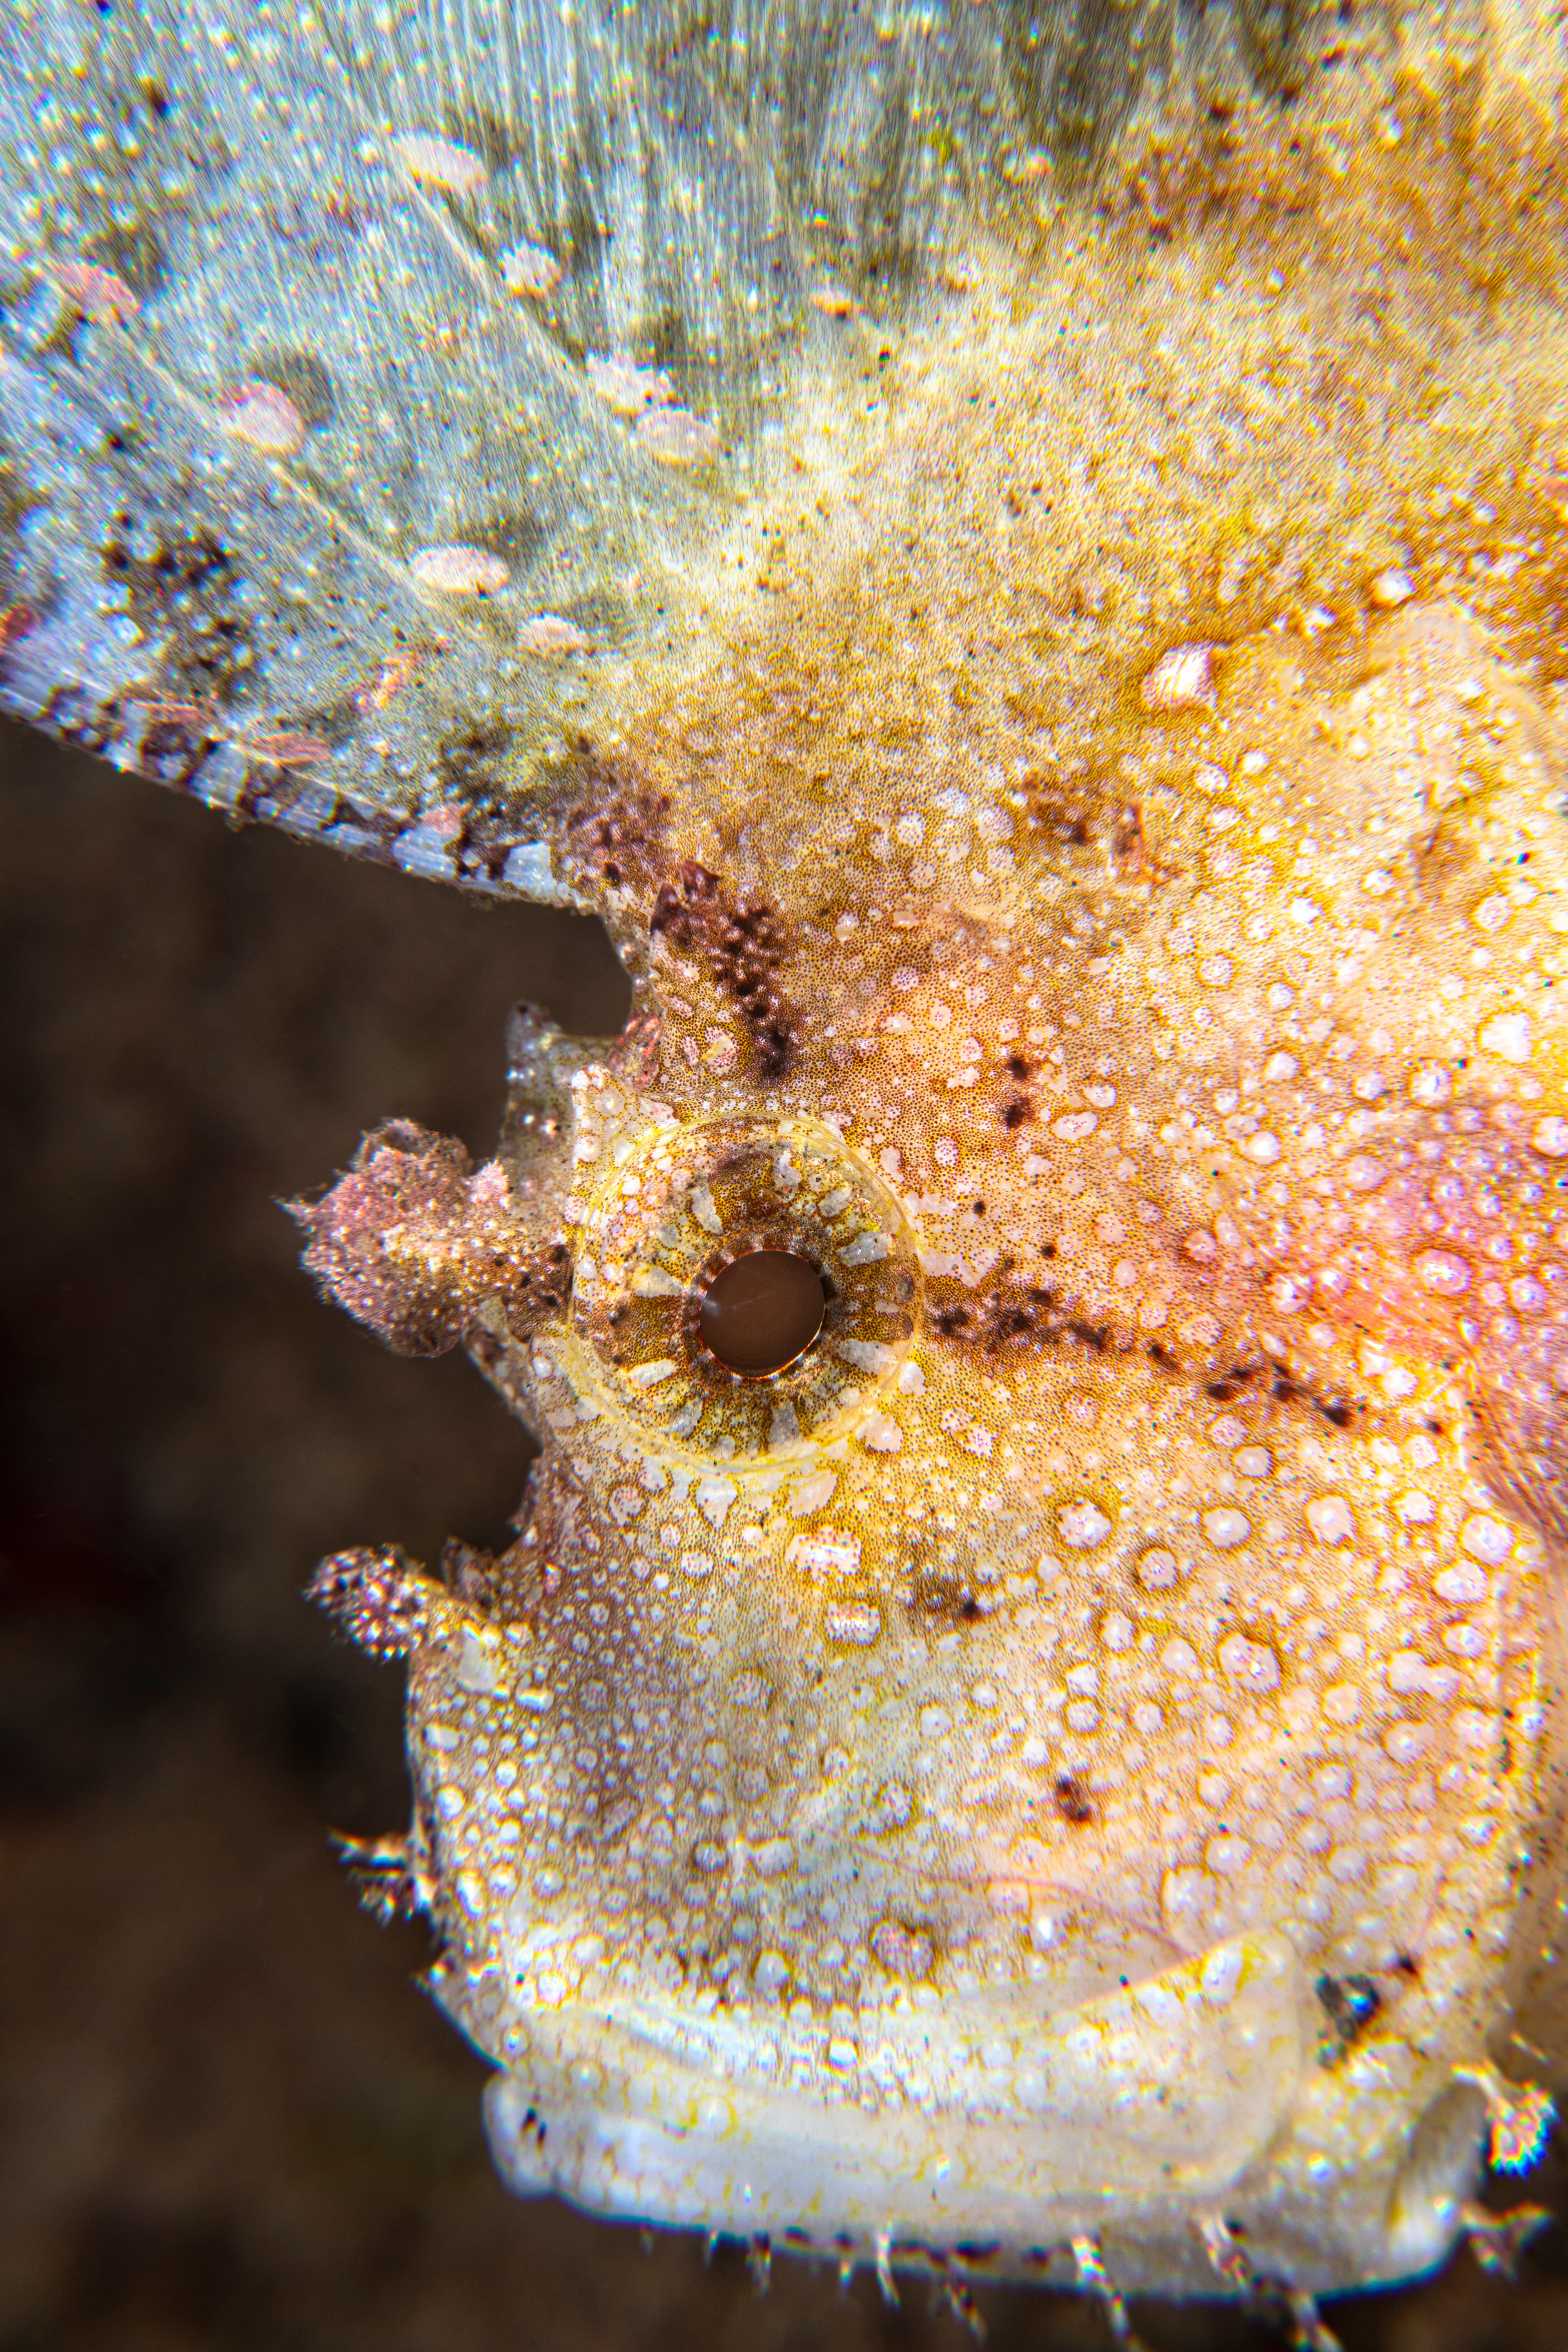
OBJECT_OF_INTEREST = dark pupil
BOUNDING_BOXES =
[698,1250,826,1376]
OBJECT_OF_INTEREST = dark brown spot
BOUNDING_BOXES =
[905,1562,989,1624]
[1005,1051,1033,1081]
[1054,1772,1094,1825]
[928,1270,1129,1363]
[1267,1358,1361,1428]
[1315,1971,1383,2065]
[697,1250,825,1376]
[100,520,254,708]
[1021,775,1094,848]
[1001,1096,1033,1130]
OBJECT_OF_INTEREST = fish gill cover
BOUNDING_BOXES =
[7,0,1568,2324]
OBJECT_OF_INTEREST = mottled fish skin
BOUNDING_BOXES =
[9,0,1568,2308]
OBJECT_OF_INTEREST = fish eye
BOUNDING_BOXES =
[560,1115,918,1455]
[697,1248,826,1377]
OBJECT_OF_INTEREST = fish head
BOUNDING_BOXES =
[303,578,1568,2295]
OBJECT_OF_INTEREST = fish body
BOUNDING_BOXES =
[4,0,1568,2305]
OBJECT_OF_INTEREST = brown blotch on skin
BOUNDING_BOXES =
[557,744,672,898]
[437,715,513,801]
[99,520,255,708]
[929,1271,1102,1358]
[650,859,801,1079]
[1267,1360,1363,1430]
[1205,1356,1360,1429]
[1020,775,1094,850]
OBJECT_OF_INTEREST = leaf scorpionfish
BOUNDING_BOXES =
[4,0,1568,2323]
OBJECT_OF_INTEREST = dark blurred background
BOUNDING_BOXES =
[0,720,1562,2351]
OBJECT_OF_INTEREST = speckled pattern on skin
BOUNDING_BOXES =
[8,0,1568,2316]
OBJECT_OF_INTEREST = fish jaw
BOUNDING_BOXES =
[472,1940,1500,2297]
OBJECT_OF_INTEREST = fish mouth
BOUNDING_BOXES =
[471,1929,1483,2295]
